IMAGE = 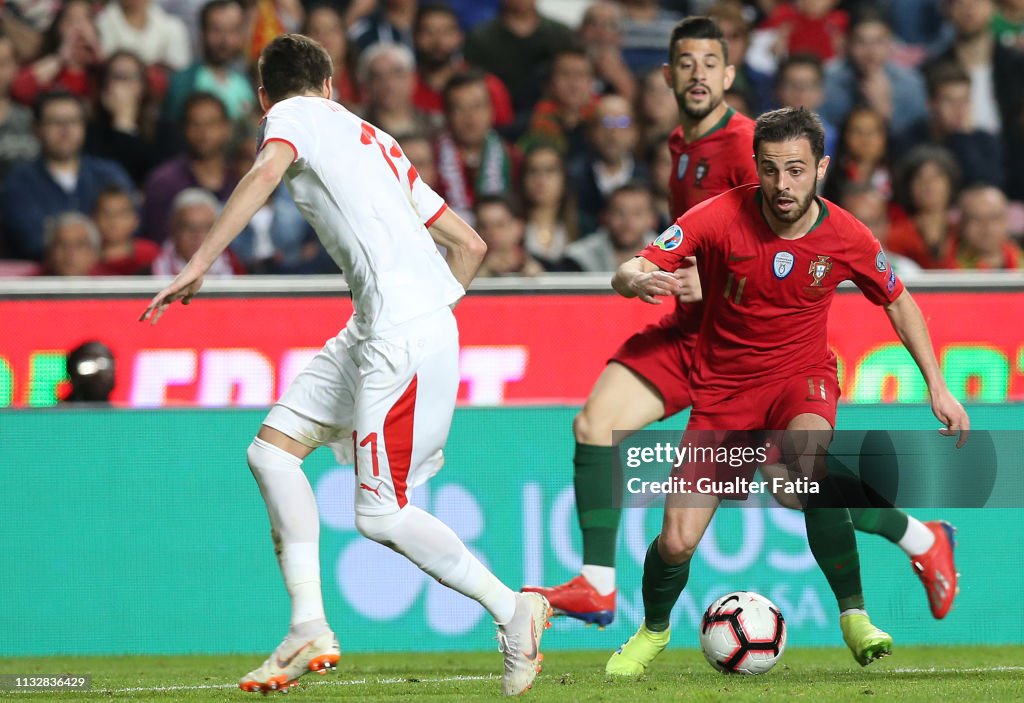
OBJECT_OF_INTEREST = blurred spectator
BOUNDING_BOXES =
[473,194,544,276]
[823,105,891,203]
[303,4,359,105]
[350,0,417,54]
[709,0,772,115]
[42,211,101,275]
[885,0,946,48]
[635,67,676,156]
[464,0,573,113]
[412,3,513,127]
[397,130,438,188]
[519,143,584,269]
[446,0,500,31]
[993,0,1024,51]
[435,70,516,222]
[92,185,159,274]
[645,135,672,230]
[162,0,254,123]
[839,182,921,276]
[888,144,961,269]
[2,91,132,261]
[359,43,436,137]
[0,0,49,62]
[11,0,104,105]
[578,1,636,102]
[760,0,848,62]
[561,181,657,272]
[0,32,39,182]
[929,0,1024,198]
[151,187,243,275]
[142,91,235,243]
[822,7,928,142]
[518,45,597,161]
[775,54,836,158]
[570,94,646,221]
[944,184,1022,269]
[62,341,115,403]
[617,0,682,74]
[85,51,159,186]
[96,0,191,72]
[894,61,1004,188]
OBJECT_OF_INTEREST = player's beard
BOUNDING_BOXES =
[677,87,722,122]
[769,180,818,224]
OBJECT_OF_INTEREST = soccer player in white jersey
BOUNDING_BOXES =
[141,34,551,697]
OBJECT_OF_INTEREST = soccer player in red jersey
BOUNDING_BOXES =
[605,107,969,674]
[523,16,961,630]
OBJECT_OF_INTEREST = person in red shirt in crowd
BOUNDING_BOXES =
[518,45,598,161]
[944,183,1023,269]
[761,0,848,62]
[91,185,159,274]
[411,3,513,128]
[887,144,961,268]
[302,4,359,106]
[11,0,103,105]
[608,106,968,674]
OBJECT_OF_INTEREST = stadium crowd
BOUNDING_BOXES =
[0,0,1022,277]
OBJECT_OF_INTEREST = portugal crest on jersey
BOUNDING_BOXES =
[773,251,795,279]
[808,255,832,287]
[694,158,710,187]
[655,224,684,251]
[676,154,689,180]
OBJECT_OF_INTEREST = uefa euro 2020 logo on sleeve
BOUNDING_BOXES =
[655,224,683,251]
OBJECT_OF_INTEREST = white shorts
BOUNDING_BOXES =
[264,306,459,516]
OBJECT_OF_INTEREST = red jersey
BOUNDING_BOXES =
[641,184,904,404]
[668,107,757,217]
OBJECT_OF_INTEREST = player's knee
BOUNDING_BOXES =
[658,530,699,565]
[355,510,406,546]
[573,407,612,445]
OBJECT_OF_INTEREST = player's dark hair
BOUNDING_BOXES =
[259,34,334,104]
[474,193,523,220]
[925,60,970,99]
[775,53,824,90]
[32,89,84,124]
[753,107,826,164]
[667,16,728,65]
[182,91,229,122]
[442,68,488,112]
[200,0,243,32]
[414,2,460,34]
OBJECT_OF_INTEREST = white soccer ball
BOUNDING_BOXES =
[699,591,787,675]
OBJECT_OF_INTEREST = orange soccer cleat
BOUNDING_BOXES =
[911,521,960,619]
[522,575,615,627]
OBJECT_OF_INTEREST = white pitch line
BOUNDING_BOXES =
[883,666,1024,674]
[92,674,499,694]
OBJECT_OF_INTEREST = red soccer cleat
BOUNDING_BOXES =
[521,575,615,627]
[911,521,960,619]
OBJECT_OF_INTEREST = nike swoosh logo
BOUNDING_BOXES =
[520,618,539,662]
[275,641,312,669]
[728,253,756,262]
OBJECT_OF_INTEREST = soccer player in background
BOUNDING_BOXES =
[523,16,960,628]
[141,34,550,697]
[605,106,969,674]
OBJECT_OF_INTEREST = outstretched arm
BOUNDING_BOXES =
[140,141,294,324]
[612,256,684,303]
[885,289,970,447]
[427,206,487,290]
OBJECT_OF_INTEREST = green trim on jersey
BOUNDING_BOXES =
[695,106,736,141]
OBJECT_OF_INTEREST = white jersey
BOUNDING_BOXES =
[260,96,464,337]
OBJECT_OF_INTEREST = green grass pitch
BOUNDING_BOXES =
[3,647,1023,702]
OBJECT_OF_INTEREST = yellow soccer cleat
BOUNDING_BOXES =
[605,622,670,677]
[841,612,893,666]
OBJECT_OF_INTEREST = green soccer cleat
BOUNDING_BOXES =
[841,612,893,666]
[605,622,670,677]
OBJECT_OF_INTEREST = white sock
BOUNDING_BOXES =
[356,506,518,624]
[580,564,616,596]
[247,437,326,628]
[840,608,867,618]
[897,517,935,557]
